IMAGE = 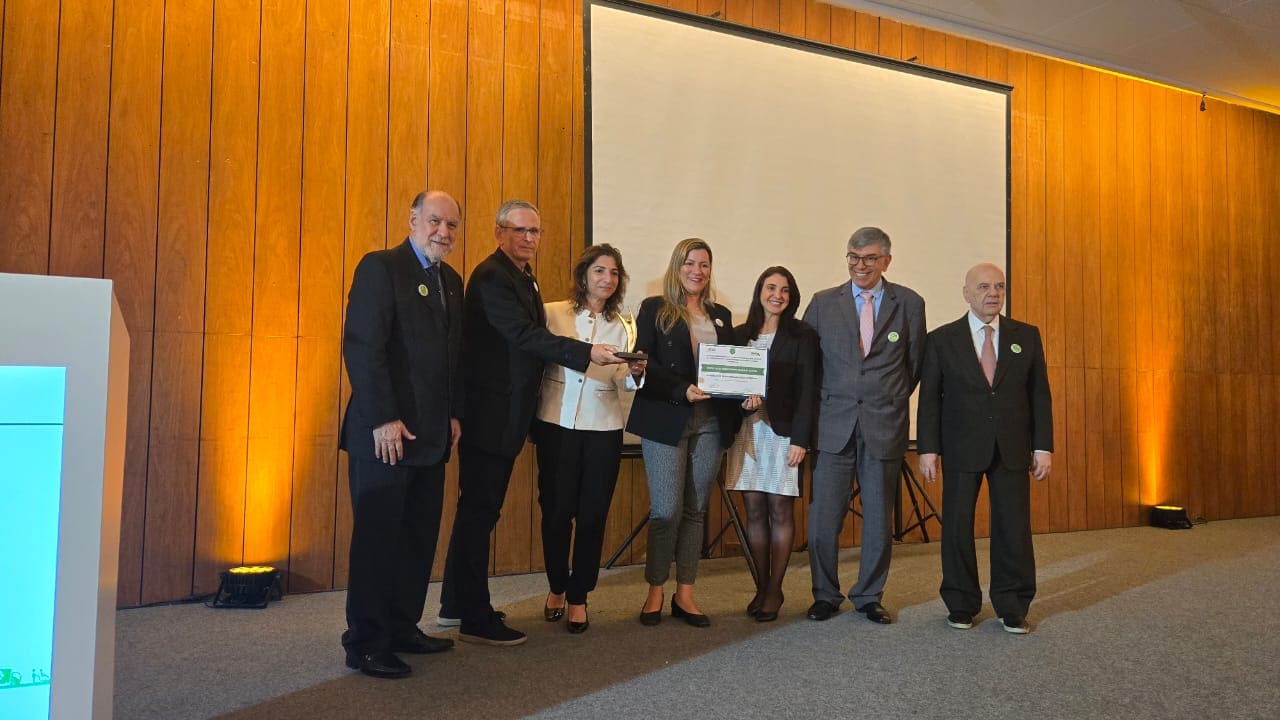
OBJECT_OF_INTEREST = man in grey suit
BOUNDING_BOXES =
[803,226,926,624]
[916,263,1052,634]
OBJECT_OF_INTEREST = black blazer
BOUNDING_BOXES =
[340,239,464,467]
[916,314,1053,473]
[732,321,819,448]
[625,296,741,448]
[460,248,592,458]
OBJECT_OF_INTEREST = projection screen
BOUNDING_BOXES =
[587,0,1010,326]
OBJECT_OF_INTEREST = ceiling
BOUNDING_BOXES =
[828,0,1280,114]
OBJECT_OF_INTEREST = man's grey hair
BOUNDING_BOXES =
[495,199,540,225]
[410,190,459,215]
[847,226,891,254]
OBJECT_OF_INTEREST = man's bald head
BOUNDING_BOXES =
[962,263,1006,323]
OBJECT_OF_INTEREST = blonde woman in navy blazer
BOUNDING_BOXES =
[626,238,740,628]
[533,244,643,634]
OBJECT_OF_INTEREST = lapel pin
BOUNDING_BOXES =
[887,331,900,342]
[1011,343,1022,354]
[714,318,724,327]
[418,284,429,297]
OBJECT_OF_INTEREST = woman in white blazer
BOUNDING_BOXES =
[533,244,643,634]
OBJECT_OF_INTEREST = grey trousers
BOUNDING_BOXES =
[808,425,900,608]
[641,412,723,586]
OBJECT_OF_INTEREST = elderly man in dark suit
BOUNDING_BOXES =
[802,226,926,624]
[339,190,465,679]
[439,199,622,647]
[917,262,1053,634]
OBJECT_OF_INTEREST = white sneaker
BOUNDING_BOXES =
[1000,615,1030,634]
[436,615,460,627]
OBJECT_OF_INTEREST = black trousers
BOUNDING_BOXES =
[440,445,518,630]
[342,455,445,655]
[939,445,1036,618]
[533,421,623,605]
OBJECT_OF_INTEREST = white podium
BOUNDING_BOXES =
[0,273,129,720]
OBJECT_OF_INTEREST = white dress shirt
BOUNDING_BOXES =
[967,311,999,360]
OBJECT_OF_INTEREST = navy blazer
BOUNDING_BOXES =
[460,248,593,459]
[916,314,1053,472]
[340,239,465,467]
[732,321,819,448]
[625,296,741,448]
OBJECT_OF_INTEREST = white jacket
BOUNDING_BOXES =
[536,300,637,431]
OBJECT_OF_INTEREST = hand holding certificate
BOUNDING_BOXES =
[696,344,768,398]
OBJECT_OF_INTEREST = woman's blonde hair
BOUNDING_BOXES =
[656,238,715,334]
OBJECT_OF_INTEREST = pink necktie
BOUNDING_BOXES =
[860,291,874,357]
[980,324,996,385]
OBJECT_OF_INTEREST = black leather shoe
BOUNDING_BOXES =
[566,604,589,634]
[392,629,455,654]
[639,604,662,626]
[946,612,974,630]
[671,596,711,628]
[544,595,565,622]
[856,602,893,624]
[345,651,411,679]
[753,609,779,623]
[806,600,839,621]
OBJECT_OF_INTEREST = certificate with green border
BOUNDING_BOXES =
[696,344,767,398]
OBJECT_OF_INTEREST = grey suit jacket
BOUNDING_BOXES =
[803,279,926,460]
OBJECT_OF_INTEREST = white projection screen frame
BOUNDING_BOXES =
[586,0,1011,330]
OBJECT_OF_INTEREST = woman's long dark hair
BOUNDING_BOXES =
[570,243,628,321]
[743,266,803,341]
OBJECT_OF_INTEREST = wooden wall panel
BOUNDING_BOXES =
[241,0,307,578]
[293,0,349,593]
[194,334,251,594]
[778,0,804,37]
[726,0,751,25]
[206,0,260,337]
[388,0,431,240]
[142,0,215,604]
[141,332,204,603]
[804,0,830,43]
[3,0,1279,606]
[0,0,58,274]
[427,0,468,199]
[49,0,112,278]
[102,0,165,607]
[752,0,779,31]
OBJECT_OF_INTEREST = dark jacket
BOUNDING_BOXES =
[732,321,819,448]
[916,314,1053,472]
[460,248,592,458]
[625,295,741,448]
[340,239,464,466]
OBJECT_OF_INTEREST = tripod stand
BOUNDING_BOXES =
[848,459,942,542]
[604,473,759,585]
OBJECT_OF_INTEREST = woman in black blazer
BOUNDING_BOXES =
[626,238,740,628]
[725,266,818,622]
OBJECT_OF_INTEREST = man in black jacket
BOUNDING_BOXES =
[439,199,622,646]
[916,262,1053,635]
[339,190,465,678]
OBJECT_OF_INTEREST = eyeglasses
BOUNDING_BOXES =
[846,253,884,265]
[499,225,542,238]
